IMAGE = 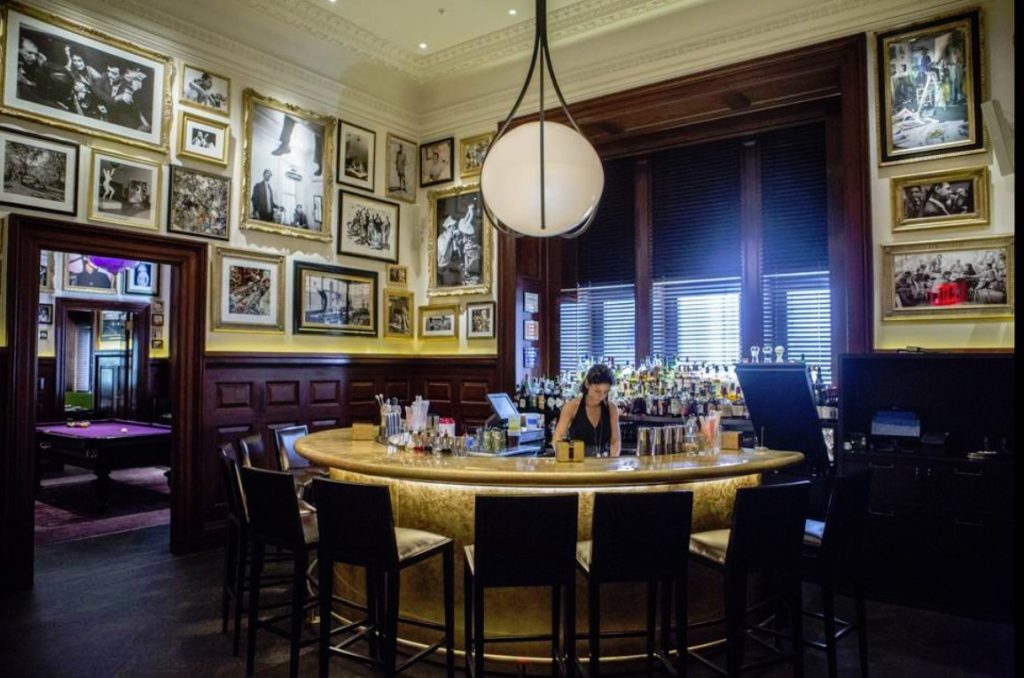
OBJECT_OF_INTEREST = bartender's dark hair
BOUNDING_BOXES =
[580,363,615,394]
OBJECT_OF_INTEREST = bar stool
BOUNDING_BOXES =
[576,491,693,677]
[275,424,328,500]
[464,494,579,678]
[801,469,872,677]
[312,478,455,678]
[688,480,810,676]
[240,466,321,678]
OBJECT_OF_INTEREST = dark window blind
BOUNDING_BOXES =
[651,277,741,364]
[575,158,635,286]
[559,285,636,371]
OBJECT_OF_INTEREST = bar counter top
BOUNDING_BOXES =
[295,427,804,486]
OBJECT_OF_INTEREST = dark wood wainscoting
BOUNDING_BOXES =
[198,353,497,547]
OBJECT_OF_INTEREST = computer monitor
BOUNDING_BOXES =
[486,393,520,423]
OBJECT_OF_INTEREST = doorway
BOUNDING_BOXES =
[2,214,207,591]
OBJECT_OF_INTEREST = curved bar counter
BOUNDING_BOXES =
[296,429,804,664]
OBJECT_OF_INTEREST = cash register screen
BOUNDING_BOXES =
[486,393,520,422]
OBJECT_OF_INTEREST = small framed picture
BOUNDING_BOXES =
[419,303,459,339]
[180,65,230,116]
[523,291,539,314]
[524,319,539,341]
[151,339,164,350]
[466,301,496,339]
[385,133,416,203]
[384,289,414,339]
[459,132,493,179]
[151,326,163,341]
[211,247,285,332]
[123,261,159,296]
[177,111,230,166]
[152,313,165,326]
[337,120,375,192]
[64,253,117,294]
[152,298,165,314]
[38,303,53,324]
[891,166,989,232]
[88,148,161,230]
[387,264,408,286]
[167,165,230,240]
[40,250,55,292]
[337,191,400,263]
[293,260,377,336]
[38,329,48,341]
[420,137,453,187]
[96,309,126,346]
[0,125,79,215]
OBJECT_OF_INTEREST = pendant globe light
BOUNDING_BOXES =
[480,0,604,238]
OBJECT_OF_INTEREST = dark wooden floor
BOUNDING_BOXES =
[0,525,1013,677]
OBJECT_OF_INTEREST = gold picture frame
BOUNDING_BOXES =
[63,253,117,294]
[211,246,285,333]
[459,132,493,179]
[87,147,162,231]
[384,289,414,338]
[386,264,408,286]
[179,64,230,116]
[891,166,989,232]
[0,3,174,152]
[176,110,230,166]
[419,303,459,339]
[881,235,1013,321]
[240,88,335,242]
[427,183,493,297]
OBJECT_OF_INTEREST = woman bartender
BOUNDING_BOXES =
[552,364,621,457]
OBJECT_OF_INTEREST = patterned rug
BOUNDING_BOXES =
[35,466,171,545]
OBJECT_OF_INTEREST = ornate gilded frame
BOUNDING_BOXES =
[426,182,493,297]
[890,166,989,232]
[179,63,231,117]
[211,246,285,333]
[458,132,493,179]
[176,110,230,166]
[383,288,414,339]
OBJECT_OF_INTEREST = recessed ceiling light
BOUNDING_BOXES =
[419,42,428,50]
[508,9,517,15]
[328,0,336,3]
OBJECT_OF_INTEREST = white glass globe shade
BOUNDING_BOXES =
[480,121,604,237]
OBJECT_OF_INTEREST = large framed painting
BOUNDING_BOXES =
[123,260,159,296]
[890,166,989,232]
[179,65,230,116]
[881,235,1013,321]
[419,136,453,187]
[87,148,161,230]
[167,165,230,240]
[337,190,399,263]
[337,120,375,192]
[384,133,416,203]
[875,10,984,165]
[383,289,414,339]
[176,111,230,166]
[63,253,116,293]
[419,303,459,339]
[240,88,334,242]
[0,125,78,215]
[0,3,173,152]
[293,260,377,337]
[459,132,492,179]
[211,247,284,332]
[427,183,493,297]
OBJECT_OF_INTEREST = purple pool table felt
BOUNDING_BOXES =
[36,421,171,439]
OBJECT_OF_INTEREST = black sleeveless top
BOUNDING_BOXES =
[568,399,611,456]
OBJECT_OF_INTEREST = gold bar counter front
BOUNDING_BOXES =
[296,429,804,667]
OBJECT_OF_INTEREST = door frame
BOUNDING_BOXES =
[2,214,207,591]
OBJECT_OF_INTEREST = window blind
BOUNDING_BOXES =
[575,158,635,286]
[651,277,742,364]
[559,284,636,371]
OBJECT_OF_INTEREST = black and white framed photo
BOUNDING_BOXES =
[152,313,164,326]
[38,302,53,324]
[180,65,230,116]
[87,148,161,230]
[385,133,416,203]
[96,309,126,347]
[419,136,453,187]
[167,165,230,240]
[211,247,285,333]
[40,250,55,291]
[151,338,164,350]
[384,289,414,339]
[293,260,377,337]
[63,253,116,293]
[1,4,173,152]
[419,303,459,339]
[337,190,399,263]
[177,111,229,166]
[123,260,159,296]
[890,166,989,232]
[427,183,493,297]
[241,89,334,242]
[466,301,496,339]
[0,126,78,215]
[337,120,375,192]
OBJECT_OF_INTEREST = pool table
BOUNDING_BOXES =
[35,419,172,511]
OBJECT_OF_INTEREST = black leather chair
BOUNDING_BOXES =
[688,480,810,676]
[239,433,274,470]
[801,469,872,677]
[312,478,454,678]
[464,494,579,677]
[275,425,328,500]
[577,491,693,676]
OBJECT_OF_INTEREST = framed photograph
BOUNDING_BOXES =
[876,10,984,165]
[293,260,377,336]
[123,260,159,296]
[337,120,375,192]
[427,183,493,297]
[179,65,230,116]
[337,190,399,263]
[151,338,164,350]
[459,132,493,179]
[96,309,126,344]
[524,319,539,341]
[87,147,161,230]
[151,326,162,341]
[384,289,414,338]
[1,4,173,152]
[241,89,334,242]
[882,235,1013,321]
[39,249,54,292]
[167,165,230,240]
[891,166,989,232]
[385,133,416,203]
[152,313,164,326]
[419,303,459,339]
[211,247,285,332]
[38,329,48,341]
[38,302,52,324]
[151,298,164,314]
[177,111,230,166]
[0,125,78,215]
[386,264,407,286]
[63,253,116,293]
[523,291,539,314]
[466,301,496,339]
[420,136,453,187]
